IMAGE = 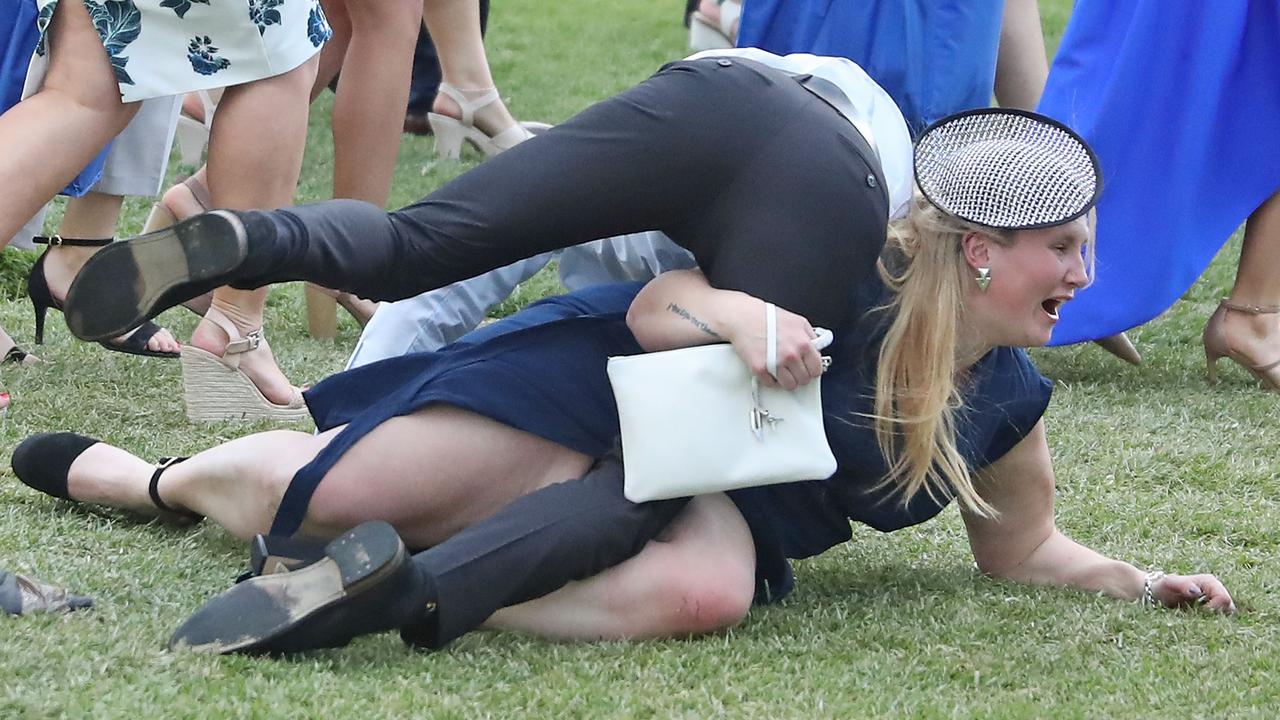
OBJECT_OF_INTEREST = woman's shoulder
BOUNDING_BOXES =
[958,347,1053,469]
[980,347,1053,398]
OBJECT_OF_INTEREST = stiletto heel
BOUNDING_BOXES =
[1094,332,1141,365]
[427,83,538,160]
[1201,299,1280,390]
[27,241,73,345]
[32,301,47,345]
[27,235,179,358]
[1205,345,1220,385]
[29,236,107,347]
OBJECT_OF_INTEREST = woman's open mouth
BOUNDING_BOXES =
[1041,298,1063,320]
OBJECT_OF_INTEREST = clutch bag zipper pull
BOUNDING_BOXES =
[749,378,783,441]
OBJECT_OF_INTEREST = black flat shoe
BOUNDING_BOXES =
[171,521,419,654]
[11,433,203,522]
[64,211,248,343]
[28,236,180,359]
[11,432,100,500]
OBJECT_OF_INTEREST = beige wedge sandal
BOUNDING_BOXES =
[180,308,309,422]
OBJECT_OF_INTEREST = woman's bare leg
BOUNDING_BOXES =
[40,191,181,354]
[993,0,1048,110]
[0,0,138,244]
[190,56,321,405]
[304,0,416,336]
[314,0,353,99]
[329,0,420,205]
[1212,189,1280,379]
[426,0,519,137]
[60,405,591,543]
[304,405,593,546]
[0,0,138,359]
[485,493,756,640]
[64,429,329,539]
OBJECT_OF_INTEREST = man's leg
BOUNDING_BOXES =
[225,59,806,297]
[345,251,556,368]
[485,493,755,640]
[402,452,691,648]
[558,231,696,289]
[170,452,693,653]
[67,59,833,339]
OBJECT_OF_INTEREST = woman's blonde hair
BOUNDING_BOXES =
[871,196,1011,517]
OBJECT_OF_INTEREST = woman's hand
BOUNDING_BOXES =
[626,271,825,390]
[1154,573,1236,613]
[725,300,824,391]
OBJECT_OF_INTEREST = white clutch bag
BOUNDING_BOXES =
[608,303,838,502]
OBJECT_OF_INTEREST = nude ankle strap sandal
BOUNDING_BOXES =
[1203,299,1280,390]
[180,308,308,422]
[426,82,535,160]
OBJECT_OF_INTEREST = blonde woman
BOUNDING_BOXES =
[19,51,1232,654]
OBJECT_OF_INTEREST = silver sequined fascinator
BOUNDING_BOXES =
[913,108,1101,230]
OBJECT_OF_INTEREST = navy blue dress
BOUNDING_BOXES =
[286,281,1051,603]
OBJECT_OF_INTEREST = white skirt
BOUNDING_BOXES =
[35,0,330,102]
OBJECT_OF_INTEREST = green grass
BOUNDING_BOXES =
[3,1,1279,717]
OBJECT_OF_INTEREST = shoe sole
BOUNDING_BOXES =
[65,211,247,343]
[169,521,405,654]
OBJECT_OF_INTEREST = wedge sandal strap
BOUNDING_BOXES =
[202,307,264,367]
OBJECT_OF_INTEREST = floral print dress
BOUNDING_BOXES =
[35,0,330,102]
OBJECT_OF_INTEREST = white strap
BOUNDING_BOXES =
[436,82,500,127]
[765,302,778,379]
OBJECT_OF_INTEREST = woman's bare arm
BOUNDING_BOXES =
[961,421,1235,612]
[625,269,823,390]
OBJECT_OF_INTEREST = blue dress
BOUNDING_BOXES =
[286,282,1052,603]
[736,0,1004,135]
[1038,0,1280,344]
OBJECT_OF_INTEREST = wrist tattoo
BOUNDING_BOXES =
[666,302,723,340]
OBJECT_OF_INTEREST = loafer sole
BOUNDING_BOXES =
[170,521,405,654]
[65,211,247,343]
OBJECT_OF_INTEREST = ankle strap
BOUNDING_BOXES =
[33,235,113,247]
[437,82,499,127]
[149,456,202,521]
[204,306,264,363]
[1221,298,1280,315]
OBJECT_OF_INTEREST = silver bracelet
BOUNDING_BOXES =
[1141,570,1166,609]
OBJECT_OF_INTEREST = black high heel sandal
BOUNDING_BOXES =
[28,236,179,358]
[11,432,203,522]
